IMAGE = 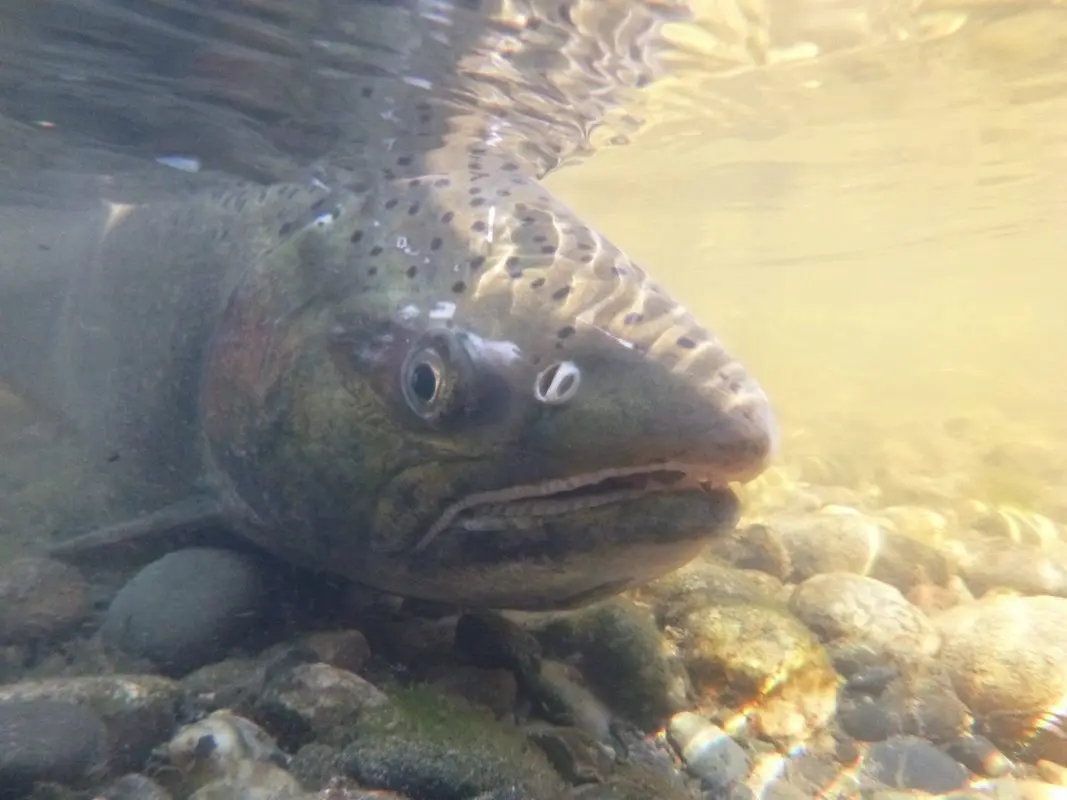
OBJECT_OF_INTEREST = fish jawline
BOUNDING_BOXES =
[413,462,739,552]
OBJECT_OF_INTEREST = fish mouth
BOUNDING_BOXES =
[413,462,741,552]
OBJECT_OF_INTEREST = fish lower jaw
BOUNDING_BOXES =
[413,462,741,552]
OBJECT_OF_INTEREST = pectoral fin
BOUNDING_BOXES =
[48,494,246,568]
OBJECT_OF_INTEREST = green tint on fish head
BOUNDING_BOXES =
[201,170,778,610]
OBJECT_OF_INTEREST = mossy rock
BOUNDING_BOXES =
[343,683,566,800]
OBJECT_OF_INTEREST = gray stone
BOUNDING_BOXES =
[101,548,270,676]
[254,662,388,749]
[667,712,749,791]
[0,674,181,771]
[342,684,565,800]
[0,558,91,644]
[861,735,968,793]
[0,700,109,795]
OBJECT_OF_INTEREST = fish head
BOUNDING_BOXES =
[201,171,778,610]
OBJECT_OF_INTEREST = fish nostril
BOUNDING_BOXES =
[534,360,581,405]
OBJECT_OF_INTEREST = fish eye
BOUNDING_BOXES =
[401,344,451,419]
[534,360,581,406]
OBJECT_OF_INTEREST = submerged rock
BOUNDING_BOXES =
[0,699,110,797]
[97,773,173,800]
[672,601,838,744]
[527,599,690,731]
[187,759,304,800]
[666,711,750,791]
[0,674,181,771]
[711,512,950,591]
[940,533,1067,598]
[935,595,1067,764]
[341,684,566,799]
[254,662,389,749]
[638,558,785,624]
[527,723,616,785]
[788,573,941,662]
[0,557,92,644]
[101,548,272,677]
[860,735,969,793]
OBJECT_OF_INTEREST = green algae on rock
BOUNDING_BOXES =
[342,684,566,800]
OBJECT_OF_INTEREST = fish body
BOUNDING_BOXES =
[1,148,777,610]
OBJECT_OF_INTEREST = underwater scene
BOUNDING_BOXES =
[0,0,1064,798]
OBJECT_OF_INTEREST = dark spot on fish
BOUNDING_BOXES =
[471,221,487,233]
[469,161,482,171]
[470,187,482,195]
[551,286,571,301]
[676,337,698,349]
[408,203,421,215]
[368,267,378,276]
[279,221,295,237]
[409,178,422,188]
[506,255,521,269]
[530,277,545,288]
[521,216,536,226]
[578,242,594,251]
[557,325,575,339]
[406,266,418,278]
[430,237,443,251]
[533,234,547,243]
[419,113,432,124]
[470,147,487,155]
[580,254,593,263]
[370,246,383,257]
[397,155,413,167]
[442,211,455,223]
[623,313,643,325]
[471,198,486,207]
[470,255,486,270]
[541,245,557,255]
[612,266,626,275]
[350,230,364,243]
[452,281,467,293]
[311,197,330,212]
[382,169,396,180]
[360,86,373,98]
[385,198,399,209]
[503,162,520,171]
[434,178,451,188]
[496,189,511,197]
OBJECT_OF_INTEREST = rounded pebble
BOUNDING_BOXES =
[667,711,749,790]
[99,773,173,800]
[838,696,894,742]
[789,573,941,661]
[101,547,269,676]
[675,602,838,743]
[862,735,968,793]
[0,557,91,644]
[946,734,1012,777]
[936,595,1067,762]
[0,699,110,793]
